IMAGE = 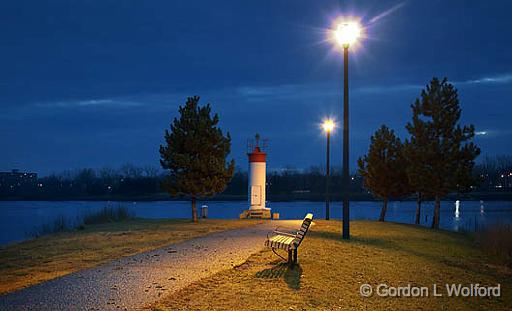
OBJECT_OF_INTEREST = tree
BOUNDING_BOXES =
[358,125,411,221]
[405,77,480,229]
[159,96,235,222]
[404,129,434,225]
[120,163,143,179]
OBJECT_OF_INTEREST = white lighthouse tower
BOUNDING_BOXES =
[240,134,271,219]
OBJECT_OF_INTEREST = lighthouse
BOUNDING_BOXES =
[240,134,271,219]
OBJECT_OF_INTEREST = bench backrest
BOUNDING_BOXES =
[294,213,313,247]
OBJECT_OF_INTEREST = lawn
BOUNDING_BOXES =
[149,220,512,311]
[0,218,261,294]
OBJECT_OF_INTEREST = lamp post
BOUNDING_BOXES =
[334,21,361,240]
[322,119,334,220]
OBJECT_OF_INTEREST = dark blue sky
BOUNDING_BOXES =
[1,0,511,175]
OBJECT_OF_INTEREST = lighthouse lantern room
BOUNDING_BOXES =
[240,134,271,219]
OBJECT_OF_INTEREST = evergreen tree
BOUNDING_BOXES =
[405,78,480,229]
[159,96,235,222]
[358,125,411,221]
[404,133,434,225]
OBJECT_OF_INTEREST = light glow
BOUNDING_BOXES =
[334,22,361,47]
[322,119,335,133]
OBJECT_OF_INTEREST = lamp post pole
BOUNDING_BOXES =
[325,130,330,220]
[333,20,360,239]
[342,45,350,240]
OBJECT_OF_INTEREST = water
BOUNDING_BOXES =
[0,200,511,246]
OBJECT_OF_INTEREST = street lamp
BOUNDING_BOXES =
[334,21,361,240]
[322,119,335,220]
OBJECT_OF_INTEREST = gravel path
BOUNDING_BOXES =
[0,220,301,311]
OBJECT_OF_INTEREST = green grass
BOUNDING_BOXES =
[0,218,261,294]
[149,220,512,311]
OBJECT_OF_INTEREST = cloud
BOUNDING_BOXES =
[457,74,512,85]
[474,129,512,138]
[368,2,408,25]
[233,72,512,102]
[353,72,512,96]
[236,85,299,98]
[12,71,512,116]
[234,83,338,103]
[36,98,143,109]
[354,83,421,94]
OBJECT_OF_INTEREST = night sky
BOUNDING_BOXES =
[1,0,511,176]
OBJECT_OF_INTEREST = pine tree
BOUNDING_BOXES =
[358,125,411,221]
[404,126,434,225]
[159,96,235,222]
[405,78,480,229]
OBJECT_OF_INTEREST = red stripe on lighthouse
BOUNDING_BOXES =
[248,147,266,162]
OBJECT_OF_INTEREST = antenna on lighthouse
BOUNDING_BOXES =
[247,133,269,153]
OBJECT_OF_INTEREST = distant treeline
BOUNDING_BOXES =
[0,164,365,200]
[1,156,511,200]
[225,166,365,199]
[473,155,512,191]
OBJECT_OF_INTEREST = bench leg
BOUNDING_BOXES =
[293,249,298,264]
[288,250,293,265]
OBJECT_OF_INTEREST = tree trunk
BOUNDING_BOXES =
[431,195,440,229]
[379,198,388,222]
[191,197,198,223]
[415,193,422,225]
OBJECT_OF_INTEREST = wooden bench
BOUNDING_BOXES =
[265,213,313,267]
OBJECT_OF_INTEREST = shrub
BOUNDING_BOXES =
[27,205,134,239]
[29,215,70,238]
[83,205,134,225]
[475,223,512,267]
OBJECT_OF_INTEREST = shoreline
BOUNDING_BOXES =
[1,191,512,202]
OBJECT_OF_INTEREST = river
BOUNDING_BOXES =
[1,200,511,245]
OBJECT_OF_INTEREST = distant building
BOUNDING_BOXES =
[0,169,38,195]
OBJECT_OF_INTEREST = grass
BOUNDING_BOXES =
[0,218,261,294]
[148,220,512,311]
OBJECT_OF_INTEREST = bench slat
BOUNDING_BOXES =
[275,235,287,245]
[266,234,296,251]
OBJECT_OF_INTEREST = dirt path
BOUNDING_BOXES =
[0,220,301,311]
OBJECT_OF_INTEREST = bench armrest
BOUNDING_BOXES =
[274,226,298,234]
[267,227,298,239]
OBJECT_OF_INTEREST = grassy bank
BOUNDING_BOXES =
[149,220,512,311]
[0,218,261,294]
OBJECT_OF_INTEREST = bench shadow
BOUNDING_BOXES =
[255,261,302,290]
